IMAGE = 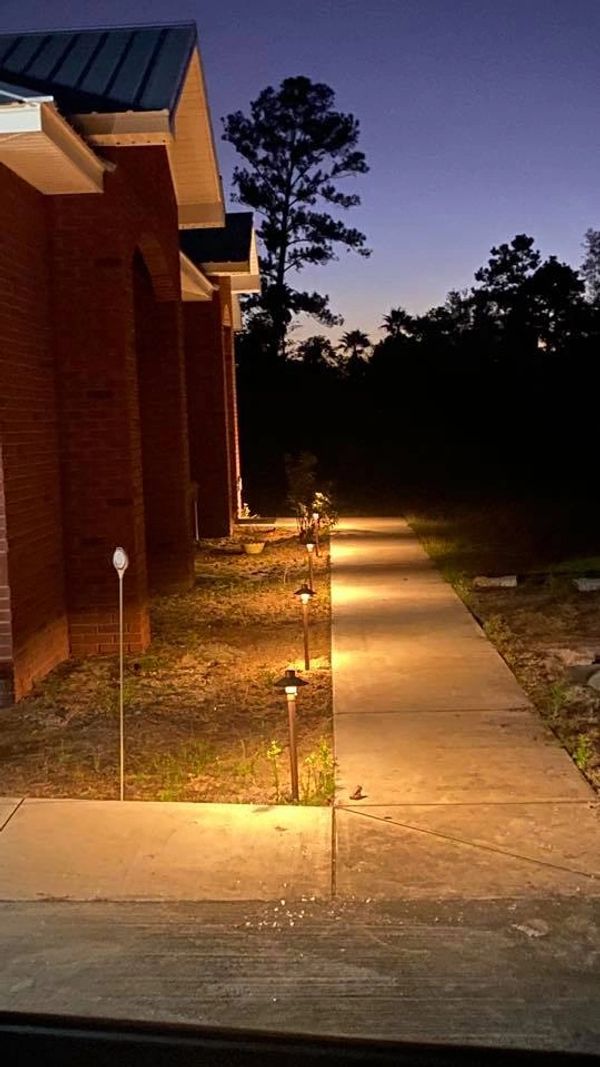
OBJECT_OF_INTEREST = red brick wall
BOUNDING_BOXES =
[134,252,194,593]
[184,281,235,538]
[0,165,69,704]
[48,147,188,657]
[222,314,241,517]
[0,145,200,697]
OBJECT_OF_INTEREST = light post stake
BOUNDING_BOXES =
[302,601,309,670]
[295,584,315,671]
[305,539,315,592]
[287,690,299,801]
[312,511,320,556]
[274,669,309,803]
[112,546,129,802]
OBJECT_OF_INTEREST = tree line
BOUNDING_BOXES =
[224,76,600,511]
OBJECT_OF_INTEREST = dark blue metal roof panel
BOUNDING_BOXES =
[0,23,197,114]
[0,78,52,102]
[180,214,255,267]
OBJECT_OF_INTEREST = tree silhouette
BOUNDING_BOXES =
[338,329,372,361]
[294,334,339,369]
[223,77,370,356]
[381,306,414,337]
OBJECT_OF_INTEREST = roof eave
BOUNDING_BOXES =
[0,99,105,194]
[180,251,216,301]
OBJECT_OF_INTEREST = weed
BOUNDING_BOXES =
[182,739,213,776]
[266,738,283,801]
[574,733,593,771]
[301,738,335,805]
[231,744,258,785]
[483,614,513,651]
[546,682,568,720]
[157,785,183,802]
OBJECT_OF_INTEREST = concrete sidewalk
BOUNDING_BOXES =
[331,517,600,899]
[0,516,598,904]
[0,799,331,901]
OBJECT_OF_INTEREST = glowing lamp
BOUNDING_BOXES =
[274,667,308,698]
[274,668,308,801]
[294,583,315,606]
[294,585,315,671]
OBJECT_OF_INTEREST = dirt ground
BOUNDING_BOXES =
[0,527,333,804]
[410,503,600,792]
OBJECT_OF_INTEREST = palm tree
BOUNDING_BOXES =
[338,329,371,361]
[295,334,337,368]
[381,306,413,337]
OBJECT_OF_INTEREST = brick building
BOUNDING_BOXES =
[0,23,259,705]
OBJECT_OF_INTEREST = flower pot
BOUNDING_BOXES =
[243,542,266,555]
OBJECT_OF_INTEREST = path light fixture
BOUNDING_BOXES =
[294,583,316,671]
[112,546,129,802]
[274,668,309,802]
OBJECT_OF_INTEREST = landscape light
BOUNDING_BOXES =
[294,583,316,670]
[112,546,129,802]
[274,668,309,801]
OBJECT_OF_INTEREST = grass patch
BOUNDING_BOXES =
[410,499,600,793]
[0,528,334,805]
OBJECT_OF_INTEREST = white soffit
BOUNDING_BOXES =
[180,252,215,302]
[0,98,105,194]
[73,48,225,230]
[167,50,225,229]
[72,108,172,145]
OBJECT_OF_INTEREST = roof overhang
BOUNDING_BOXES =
[0,91,105,194]
[180,252,215,302]
[73,48,224,229]
[204,228,261,293]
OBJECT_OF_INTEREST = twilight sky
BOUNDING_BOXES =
[3,0,600,341]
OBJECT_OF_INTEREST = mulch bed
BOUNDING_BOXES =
[0,527,333,804]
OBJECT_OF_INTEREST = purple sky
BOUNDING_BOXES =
[3,0,600,340]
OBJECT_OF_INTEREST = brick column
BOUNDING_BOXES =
[0,167,69,704]
[50,207,150,657]
[0,448,14,705]
[134,254,194,592]
[183,287,234,538]
[222,312,242,518]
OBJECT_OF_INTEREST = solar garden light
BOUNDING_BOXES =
[274,668,309,802]
[112,546,129,802]
[294,583,316,671]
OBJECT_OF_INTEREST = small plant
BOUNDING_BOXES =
[311,490,338,530]
[483,613,513,651]
[574,733,593,771]
[546,681,568,721]
[301,738,335,805]
[157,785,182,802]
[266,738,283,801]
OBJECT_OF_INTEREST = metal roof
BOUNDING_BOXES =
[0,23,197,115]
[0,78,53,103]
[180,213,254,266]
